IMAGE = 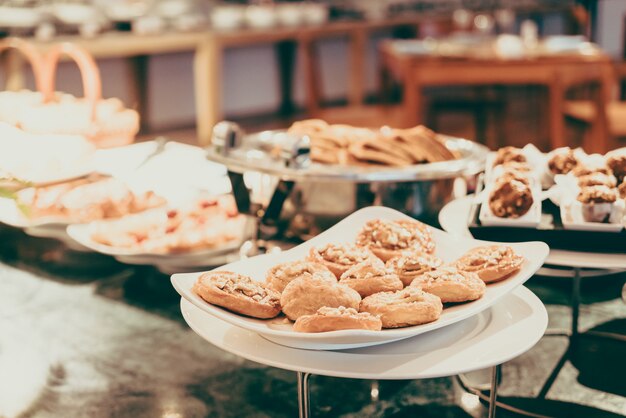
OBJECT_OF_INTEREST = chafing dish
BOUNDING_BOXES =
[207,122,489,239]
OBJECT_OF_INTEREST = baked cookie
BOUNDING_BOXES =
[360,287,442,328]
[193,271,281,319]
[455,245,524,283]
[293,306,382,333]
[307,243,378,278]
[339,260,403,297]
[409,266,485,303]
[265,260,336,293]
[356,218,435,261]
[386,252,444,287]
[280,275,361,321]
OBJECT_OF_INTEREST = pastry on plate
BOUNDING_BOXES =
[386,251,444,287]
[265,260,336,293]
[492,146,526,167]
[488,177,534,218]
[409,266,486,303]
[572,165,612,178]
[293,306,382,333]
[307,243,378,278]
[280,274,361,321]
[454,245,524,283]
[577,185,618,223]
[193,271,281,319]
[577,173,617,188]
[548,148,579,175]
[355,218,435,261]
[339,260,403,297]
[360,287,442,328]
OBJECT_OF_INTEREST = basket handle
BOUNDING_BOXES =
[42,42,102,121]
[0,37,46,92]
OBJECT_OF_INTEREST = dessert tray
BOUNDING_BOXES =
[469,145,626,253]
[171,206,548,350]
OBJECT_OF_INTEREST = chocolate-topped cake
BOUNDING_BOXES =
[492,146,526,167]
[548,148,579,175]
[488,178,534,218]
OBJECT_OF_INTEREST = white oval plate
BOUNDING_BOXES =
[180,286,547,377]
[171,206,549,350]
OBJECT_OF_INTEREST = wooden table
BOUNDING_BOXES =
[2,16,434,144]
[379,42,614,153]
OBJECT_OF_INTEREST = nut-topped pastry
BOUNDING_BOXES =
[572,165,612,178]
[308,243,378,278]
[577,173,617,188]
[577,185,618,223]
[360,287,443,328]
[409,266,486,303]
[455,245,524,283]
[606,150,626,182]
[492,146,526,167]
[339,260,403,297]
[280,274,361,321]
[488,177,534,218]
[293,306,383,333]
[265,260,336,293]
[193,271,281,319]
[355,219,435,261]
[386,252,444,287]
[548,148,579,175]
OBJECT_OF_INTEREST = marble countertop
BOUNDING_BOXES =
[1,224,624,418]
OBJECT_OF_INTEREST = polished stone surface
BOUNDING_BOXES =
[0,225,625,418]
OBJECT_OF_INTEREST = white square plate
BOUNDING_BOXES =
[171,206,549,350]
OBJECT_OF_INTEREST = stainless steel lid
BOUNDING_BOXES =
[206,128,488,183]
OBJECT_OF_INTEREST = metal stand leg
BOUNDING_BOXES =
[488,364,501,418]
[571,267,581,338]
[297,372,311,418]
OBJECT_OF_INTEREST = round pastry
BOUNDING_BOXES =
[577,185,618,223]
[492,146,526,167]
[572,165,612,178]
[488,178,534,218]
[454,245,525,283]
[606,151,626,182]
[307,243,378,278]
[265,260,336,293]
[386,252,444,287]
[280,275,361,321]
[355,218,435,261]
[548,148,579,175]
[293,306,382,333]
[359,287,443,328]
[577,173,617,188]
[339,260,403,297]
[193,271,281,319]
[409,266,486,303]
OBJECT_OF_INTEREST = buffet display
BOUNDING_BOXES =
[469,144,626,252]
[172,207,548,350]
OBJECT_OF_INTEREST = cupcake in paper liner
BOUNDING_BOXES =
[576,185,618,223]
[543,147,584,189]
[606,148,626,183]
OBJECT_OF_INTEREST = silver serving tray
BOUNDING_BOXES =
[206,130,488,183]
